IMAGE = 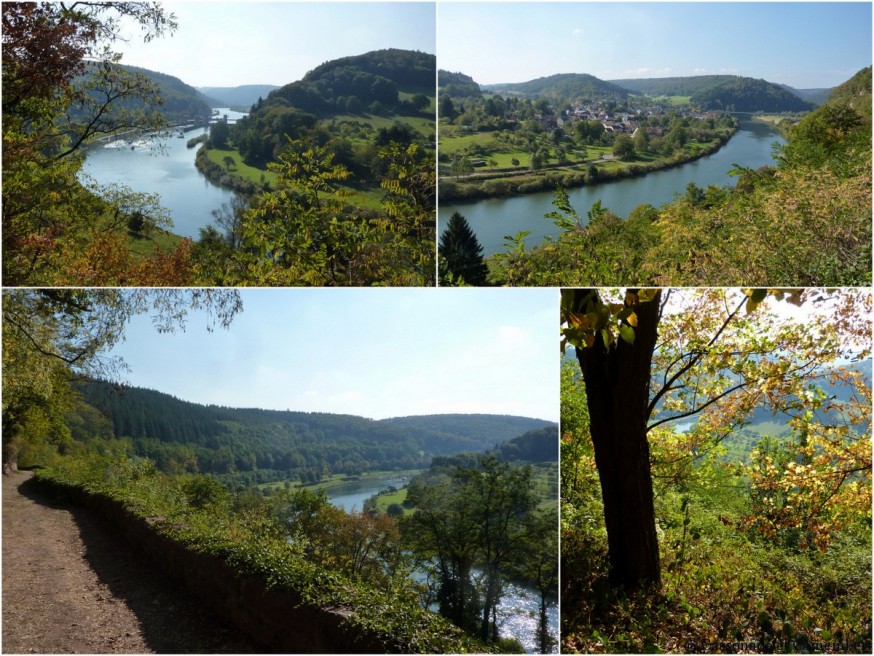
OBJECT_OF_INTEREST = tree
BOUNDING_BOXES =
[451,154,473,179]
[222,155,235,171]
[410,93,430,113]
[632,127,650,155]
[562,288,663,590]
[210,117,230,148]
[345,95,362,114]
[612,133,635,161]
[2,2,187,285]
[402,456,541,646]
[516,509,558,654]
[560,288,871,591]
[457,456,536,644]
[439,96,458,121]
[403,471,481,634]
[439,212,488,286]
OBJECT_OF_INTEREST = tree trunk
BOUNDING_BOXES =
[573,289,662,591]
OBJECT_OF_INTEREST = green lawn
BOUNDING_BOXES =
[371,488,412,516]
[208,146,383,211]
[327,113,434,137]
[206,147,279,187]
[127,228,186,257]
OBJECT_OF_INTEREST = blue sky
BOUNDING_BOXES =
[116,2,436,87]
[438,2,872,88]
[109,288,559,422]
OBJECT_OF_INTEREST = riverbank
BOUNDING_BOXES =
[438,128,736,202]
[194,144,266,197]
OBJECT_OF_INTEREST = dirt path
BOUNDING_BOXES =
[2,471,260,653]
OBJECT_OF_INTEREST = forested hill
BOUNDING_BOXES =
[690,77,814,112]
[438,70,482,98]
[71,382,551,480]
[303,48,435,91]
[612,74,816,111]
[778,84,830,106]
[495,426,558,463]
[252,48,435,118]
[611,75,741,97]
[78,63,213,123]
[381,414,555,455]
[828,65,872,116]
[483,73,628,103]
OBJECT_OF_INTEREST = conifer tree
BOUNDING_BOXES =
[439,212,488,286]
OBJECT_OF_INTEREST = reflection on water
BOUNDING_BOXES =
[326,476,408,513]
[330,480,558,653]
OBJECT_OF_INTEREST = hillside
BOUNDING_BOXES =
[611,75,739,97]
[483,73,628,103]
[691,77,814,112]
[381,414,555,454]
[197,84,280,109]
[255,48,435,117]
[828,65,873,119]
[779,84,831,106]
[612,74,816,112]
[226,48,435,168]
[108,63,213,123]
[438,70,482,98]
[71,382,552,481]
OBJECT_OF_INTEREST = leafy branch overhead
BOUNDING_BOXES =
[560,288,659,351]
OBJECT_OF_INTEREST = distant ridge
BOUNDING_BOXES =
[74,381,553,477]
[197,84,281,109]
[482,73,628,102]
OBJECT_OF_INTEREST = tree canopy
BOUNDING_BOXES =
[560,287,871,652]
[2,1,195,285]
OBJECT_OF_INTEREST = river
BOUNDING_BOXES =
[80,108,247,239]
[325,474,410,513]
[325,477,559,653]
[439,117,786,256]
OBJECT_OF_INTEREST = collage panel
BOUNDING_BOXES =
[559,288,872,653]
[2,2,437,287]
[1,286,560,653]
[3,1,874,655]
[437,2,872,288]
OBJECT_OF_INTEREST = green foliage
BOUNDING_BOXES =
[1,2,198,285]
[561,289,872,653]
[402,455,554,647]
[491,68,871,287]
[34,453,481,654]
[209,117,230,149]
[690,77,814,112]
[439,212,488,285]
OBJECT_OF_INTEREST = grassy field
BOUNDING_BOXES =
[206,147,279,186]
[328,112,435,137]
[207,146,384,211]
[256,469,424,496]
[126,227,186,258]
[370,488,412,516]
